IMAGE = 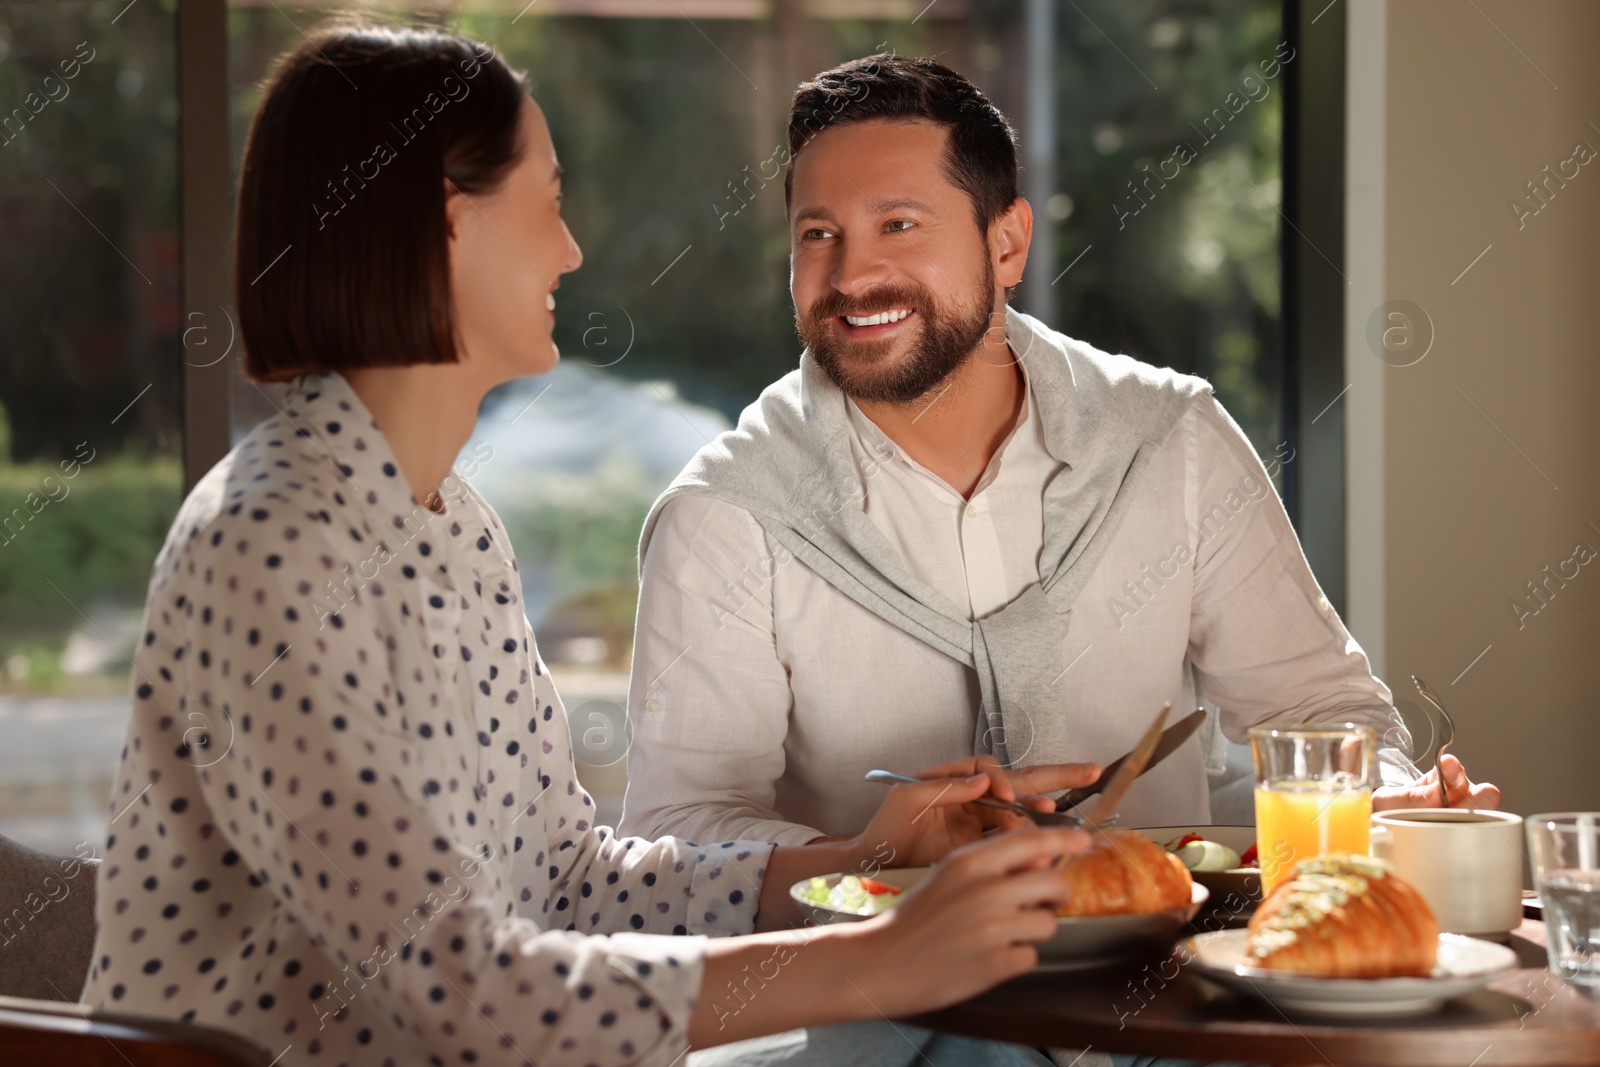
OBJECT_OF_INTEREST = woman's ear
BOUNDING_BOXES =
[992,196,1033,292]
[442,179,464,240]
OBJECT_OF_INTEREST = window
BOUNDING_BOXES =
[0,0,1292,846]
[0,0,184,851]
[226,0,1287,822]
[1022,1,1289,458]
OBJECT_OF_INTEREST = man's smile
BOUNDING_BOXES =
[838,307,917,337]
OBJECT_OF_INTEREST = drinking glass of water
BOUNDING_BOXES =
[1527,812,1600,991]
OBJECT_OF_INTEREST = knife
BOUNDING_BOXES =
[1081,703,1170,829]
[1057,705,1202,814]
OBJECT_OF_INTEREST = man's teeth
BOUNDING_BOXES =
[547,293,556,311]
[844,308,912,327]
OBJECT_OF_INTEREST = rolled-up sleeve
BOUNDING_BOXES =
[530,663,776,937]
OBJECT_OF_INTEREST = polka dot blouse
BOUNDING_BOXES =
[83,372,774,1067]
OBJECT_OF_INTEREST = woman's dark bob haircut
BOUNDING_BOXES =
[236,24,528,383]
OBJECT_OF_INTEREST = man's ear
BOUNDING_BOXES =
[991,196,1033,293]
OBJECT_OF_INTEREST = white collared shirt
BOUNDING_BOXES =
[622,358,1393,844]
[841,374,1060,621]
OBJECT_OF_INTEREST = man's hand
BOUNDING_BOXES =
[1373,752,1501,811]
[848,755,1101,869]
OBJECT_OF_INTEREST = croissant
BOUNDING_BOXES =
[1245,853,1439,977]
[1057,829,1194,916]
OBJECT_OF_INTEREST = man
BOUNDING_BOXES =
[620,54,1497,852]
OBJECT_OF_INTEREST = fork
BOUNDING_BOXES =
[1410,675,1458,809]
[862,769,1109,828]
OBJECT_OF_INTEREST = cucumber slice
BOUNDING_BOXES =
[1173,840,1242,872]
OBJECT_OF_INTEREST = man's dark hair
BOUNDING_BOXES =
[236,24,528,383]
[783,54,1019,236]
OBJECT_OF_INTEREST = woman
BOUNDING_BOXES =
[83,24,1098,1067]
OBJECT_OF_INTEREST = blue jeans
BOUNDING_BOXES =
[686,1019,1055,1066]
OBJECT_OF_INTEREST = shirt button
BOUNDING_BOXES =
[1316,596,1332,613]
[644,698,661,713]
[966,504,979,519]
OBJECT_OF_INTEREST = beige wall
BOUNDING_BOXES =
[1364,0,1600,815]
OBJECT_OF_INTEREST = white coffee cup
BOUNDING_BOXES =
[1369,808,1525,938]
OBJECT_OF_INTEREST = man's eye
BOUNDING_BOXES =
[802,228,833,241]
[886,219,914,233]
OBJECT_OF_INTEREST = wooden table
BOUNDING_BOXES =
[908,920,1600,1066]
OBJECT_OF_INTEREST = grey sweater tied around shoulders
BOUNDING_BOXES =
[638,304,1211,768]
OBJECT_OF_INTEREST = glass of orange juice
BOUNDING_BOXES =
[1249,723,1377,893]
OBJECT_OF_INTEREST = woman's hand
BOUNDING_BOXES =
[847,755,1100,869]
[1373,752,1501,811]
[845,827,1090,1017]
[694,827,1090,1046]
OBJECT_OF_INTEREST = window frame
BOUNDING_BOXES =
[178,0,234,494]
[1280,0,1349,612]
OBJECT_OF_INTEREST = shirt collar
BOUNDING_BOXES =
[843,350,1039,497]
[279,371,488,552]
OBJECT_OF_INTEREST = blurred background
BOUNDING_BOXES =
[0,0,1595,852]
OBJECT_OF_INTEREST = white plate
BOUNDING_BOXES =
[792,868,1208,971]
[1182,928,1519,1016]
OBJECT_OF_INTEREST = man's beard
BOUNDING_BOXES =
[796,257,995,406]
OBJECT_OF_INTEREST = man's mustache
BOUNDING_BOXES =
[807,286,929,322]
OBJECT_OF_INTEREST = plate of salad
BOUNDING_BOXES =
[792,868,1209,971]
[1137,826,1263,915]
[791,869,921,921]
